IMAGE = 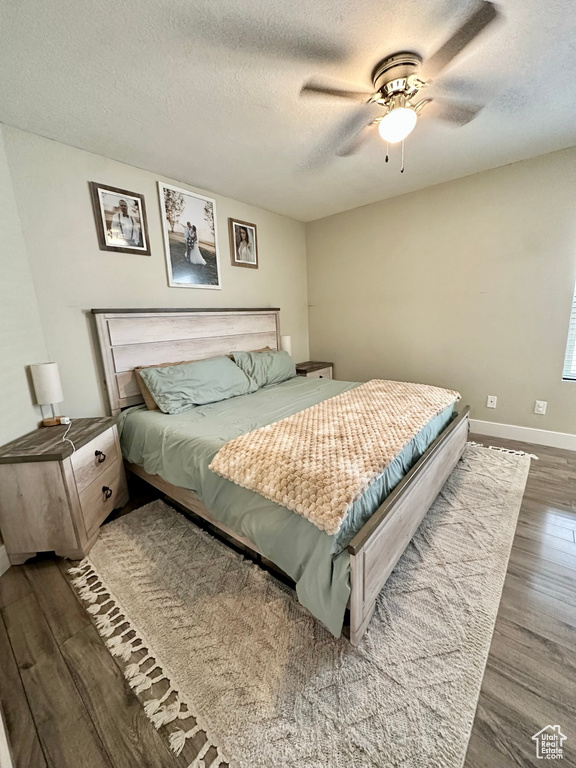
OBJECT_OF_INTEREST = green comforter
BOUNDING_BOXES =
[118,377,454,636]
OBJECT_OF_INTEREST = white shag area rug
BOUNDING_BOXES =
[71,444,530,768]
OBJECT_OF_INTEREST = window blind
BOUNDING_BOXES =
[563,282,576,380]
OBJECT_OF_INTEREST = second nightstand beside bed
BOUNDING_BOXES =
[295,361,334,379]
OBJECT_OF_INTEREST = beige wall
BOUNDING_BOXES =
[306,148,576,434]
[0,125,50,549]
[3,123,576,438]
[0,126,48,444]
[2,126,309,417]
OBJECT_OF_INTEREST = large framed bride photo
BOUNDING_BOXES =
[158,182,221,289]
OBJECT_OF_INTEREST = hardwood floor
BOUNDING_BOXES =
[464,435,576,768]
[0,438,575,767]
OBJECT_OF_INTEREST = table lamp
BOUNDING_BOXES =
[30,362,68,427]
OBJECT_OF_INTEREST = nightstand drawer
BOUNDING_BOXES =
[79,458,126,538]
[72,427,119,493]
[306,366,333,379]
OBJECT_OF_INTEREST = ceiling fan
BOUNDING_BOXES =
[301,1,502,171]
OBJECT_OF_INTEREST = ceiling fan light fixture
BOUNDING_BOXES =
[378,107,417,144]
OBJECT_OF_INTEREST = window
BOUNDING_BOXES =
[563,281,576,380]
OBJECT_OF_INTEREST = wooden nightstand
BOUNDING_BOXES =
[296,361,334,379]
[0,418,128,565]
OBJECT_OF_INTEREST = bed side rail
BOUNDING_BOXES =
[347,406,470,645]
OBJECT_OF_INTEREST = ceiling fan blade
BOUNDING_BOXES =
[301,80,373,100]
[304,103,381,169]
[337,123,378,156]
[421,1,501,81]
[425,99,484,125]
[182,13,347,63]
[431,75,492,99]
[231,26,346,62]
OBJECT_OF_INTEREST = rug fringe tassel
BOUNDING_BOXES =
[144,684,176,718]
[125,653,153,679]
[129,668,166,694]
[487,445,539,459]
[170,724,202,756]
[169,726,225,766]
[69,558,229,767]
[186,741,226,768]
[87,598,113,615]
[69,562,92,577]
[144,690,181,730]
[189,739,211,768]
[78,585,107,603]
[467,440,538,459]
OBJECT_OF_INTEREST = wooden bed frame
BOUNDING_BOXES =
[92,307,470,645]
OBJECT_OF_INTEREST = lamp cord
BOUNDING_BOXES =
[62,420,76,453]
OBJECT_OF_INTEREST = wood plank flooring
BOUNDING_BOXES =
[0,438,575,767]
[465,435,576,768]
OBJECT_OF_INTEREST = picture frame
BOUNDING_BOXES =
[228,218,258,269]
[158,182,222,289]
[89,182,151,255]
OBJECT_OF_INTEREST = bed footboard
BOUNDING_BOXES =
[347,406,470,646]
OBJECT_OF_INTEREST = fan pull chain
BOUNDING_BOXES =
[385,141,389,163]
[400,140,405,173]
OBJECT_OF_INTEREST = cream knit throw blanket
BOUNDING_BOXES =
[209,380,460,535]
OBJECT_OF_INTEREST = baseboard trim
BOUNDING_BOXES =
[0,545,9,578]
[470,419,576,451]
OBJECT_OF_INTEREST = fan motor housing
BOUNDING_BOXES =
[372,52,422,92]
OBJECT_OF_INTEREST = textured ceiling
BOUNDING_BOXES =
[1,0,575,221]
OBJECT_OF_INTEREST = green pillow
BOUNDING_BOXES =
[232,349,296,390]
[139,355,256,414]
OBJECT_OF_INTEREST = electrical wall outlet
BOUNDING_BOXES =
[534,400,547,415]
[486,395,497,408]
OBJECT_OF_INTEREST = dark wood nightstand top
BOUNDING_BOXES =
[0,417,116,464]
[295,361,333,374]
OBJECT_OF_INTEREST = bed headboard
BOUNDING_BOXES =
[92,308,281,415]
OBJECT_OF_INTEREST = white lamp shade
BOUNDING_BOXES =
[30,363,64,405]
[378,107,417,144]
[280,335,292,356]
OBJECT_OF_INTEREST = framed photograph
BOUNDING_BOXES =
[229,218,258,269]
[158,182,221,289]
[89,182,150,255]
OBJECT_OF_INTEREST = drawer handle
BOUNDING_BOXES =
[319,375,324,378]
[102,486,113,500]
[95,450,106,464]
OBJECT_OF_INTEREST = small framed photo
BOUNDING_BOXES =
[229,218,258,269]
[158,182,221,289]
[89,182,150,255]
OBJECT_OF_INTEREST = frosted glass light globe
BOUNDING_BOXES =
[378,107,417,144]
